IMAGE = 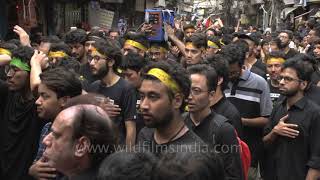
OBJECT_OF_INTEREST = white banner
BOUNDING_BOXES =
[99,9,115,29]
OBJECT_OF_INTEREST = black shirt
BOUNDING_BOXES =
[264,97,320,180]
[211,96,243,138]
[0,80,43,180]
[79,63,98,84]
[88,78,137,144]
[284,48,298,59]
[137,126,206,158]
[185,112,244,180]
[267,80,281,107]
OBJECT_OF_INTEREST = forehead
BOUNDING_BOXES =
[139,79,167,94]
[185,28,195,32]
[52,109,75,132]
[190,74,207,87]
[38,83,57,95]
[185,43,199,50]
[281,67,298,77]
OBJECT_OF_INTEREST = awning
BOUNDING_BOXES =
[281,7,298,19]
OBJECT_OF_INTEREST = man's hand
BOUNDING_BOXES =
[13,25,31,47]
[141,23,153,34]
[31,50,48,70]
[99,98,121,118]
[164,23,175,37]
[29,158,56,180]
[272,115,299,138]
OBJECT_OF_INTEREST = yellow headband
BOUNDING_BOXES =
[48,51,68,58]
[149,46,167,53]
[125,40,147,51]
[185,42,194,48]
[91,48,107,59]
[219,39,225,46]
[0,48,12,56]
[147,68,180,93]
[267,57,285,64]
[207,40,219,49]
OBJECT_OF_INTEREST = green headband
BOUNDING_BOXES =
[10,57,31,72]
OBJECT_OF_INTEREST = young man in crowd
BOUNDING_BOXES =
[185,64,244,180]
[28,66,83,179]
[278,30,298,59]
[42,104,117,179]
[137,61,205,157]
[65,29,87,64]
[0,46,44,180]
[148,42,169,62]
[87,40,137,146]
[122,32,149,57]
[184,33,207,66]
[263,59,320,180]
[222,43,273,180]
[206,54,243,138]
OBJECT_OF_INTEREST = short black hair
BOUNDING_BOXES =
[185,33,207,49]
[49,42,72,56]
[41,36,61,44]
[121,51,148,72]
[187,64,218,92]
[124,32,149,50]
[0,42,18,53]
[86,29,107,42]
[152,152,225,180]
[261,37,281,49]
[141,61,190,112]
[205,54,230,91]
[220,43,246,66]
[39,67,82,98]
[109,28,120,34]
[283,55,314,82]
[183,24,195,31]
[97,151,157,180]
[65,29,87,45]
[266,51,286,60]
[12,46,34,67]
[69,105,118,168]
[93,40,123,73]
[279,30,294,40]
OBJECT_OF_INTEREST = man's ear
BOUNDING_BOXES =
[300,80,308,91]
[74,136,91,158]
[217,77,223,86]
[58,96,70,108]
[108,59,115,68]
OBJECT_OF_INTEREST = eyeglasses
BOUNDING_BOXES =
[190,87,210,96]
[4,65,22,76]
[88,55,107,63]
[277,76,302,83]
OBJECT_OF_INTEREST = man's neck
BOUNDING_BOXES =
[270,79,280,88]
[286,92,304,109]
[246,56,257,66]
[190,107,211,126]
[154,112,186,143]
[66,159,91,179]
[210,86,224,107]
[80,55,87,65]
[102,71,120,87]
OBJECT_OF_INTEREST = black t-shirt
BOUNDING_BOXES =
[284,48,298,59]
[0,80,43,180]
[87,78,137,144]
[134,90,144,137]
[137,126,206,157]
[263,97,320,180]
[185,112,244,180]
[211,96,243,138]
[267,80,281,107]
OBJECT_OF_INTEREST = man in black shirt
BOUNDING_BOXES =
[137,61,205,157]
[263,59,320,180]
[278,30,298,59]
[87,40,137,146]
[265,51,286,106]
[206,54,243,137]
[0,46,43,180]
[185,64,243,180]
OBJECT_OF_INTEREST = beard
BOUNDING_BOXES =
[144,108,174,129]
[279,42,289,49]
[93,65,109,79]
[280,87,299,97]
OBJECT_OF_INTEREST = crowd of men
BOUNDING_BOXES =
[0,17,320,180]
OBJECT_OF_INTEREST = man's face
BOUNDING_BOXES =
[266,61,282,80]
[69,43,85,59]
[206,47,219,57]
[109,32,119,40]
[307,30,317,44]
[206,30,215,37]
[313,44,320,58]
[228,63,242,82]
[139,80,174,128]
[188,74,211,112]
[123,69,141,88]
[89,53,109,79]
[184,28,195,38]
[244,39,256,57]
[42,110,76,173]
[278,32,290,48]
[36,83,63,120]
[149,47,167,61]
[185,43,203,66]
[122,44,144,57]
[279,68,303,97]
[84,41,95,55]
[38,42,51,55]
[5,65,29,91]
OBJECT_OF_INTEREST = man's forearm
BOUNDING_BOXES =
[242,117,269,127]
[168,35,187,57]
[263,130,278,145]
[125,121,136,147]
